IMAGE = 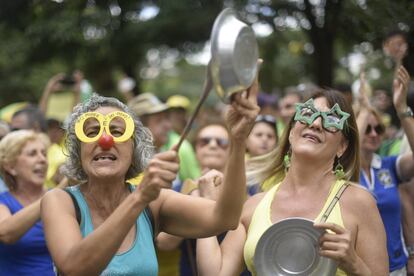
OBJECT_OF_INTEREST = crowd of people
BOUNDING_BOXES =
[0,29,413,276]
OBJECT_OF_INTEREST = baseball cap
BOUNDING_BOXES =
[167,95,190,110]
[128,93,170,117]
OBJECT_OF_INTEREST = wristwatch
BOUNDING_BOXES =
[399,107,414,119]
[407,244,414,257]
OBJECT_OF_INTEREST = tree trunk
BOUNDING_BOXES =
[312,31,334,87]
[303,0,343,87]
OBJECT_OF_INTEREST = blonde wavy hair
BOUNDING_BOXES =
[0,130,50,191]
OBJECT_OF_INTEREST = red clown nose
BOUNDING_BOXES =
[98,133,114,150]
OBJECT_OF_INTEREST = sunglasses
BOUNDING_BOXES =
[197,136,229,149]
[256,114,277,126]
[294,99,350,133]
[365,124,385,135]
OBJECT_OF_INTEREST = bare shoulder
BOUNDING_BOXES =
[42,189,70,202]
[340,182,378,220]
[43,187,70,201]
[41,188,76,215]
[244,192,266,210]
[342,182,376,206]
[241,192,266,227]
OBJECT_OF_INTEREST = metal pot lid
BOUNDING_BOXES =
[254,217,337,276]
[210,8,259,103]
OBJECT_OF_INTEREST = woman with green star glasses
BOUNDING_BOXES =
[197,89,388,276]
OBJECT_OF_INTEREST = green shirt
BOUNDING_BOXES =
[161,131,201,181]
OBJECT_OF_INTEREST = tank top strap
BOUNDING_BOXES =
[315,180,349,223]
[65,185,94,236]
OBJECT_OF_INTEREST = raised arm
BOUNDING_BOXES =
[41,150,179,276]
[38,73,65,114]
[39,71,82,115]
[392,66,414,179]
[157,61,261,238]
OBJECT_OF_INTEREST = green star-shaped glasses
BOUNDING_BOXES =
[293,99,350,133]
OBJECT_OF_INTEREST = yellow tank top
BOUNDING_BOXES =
[243,180,347,276]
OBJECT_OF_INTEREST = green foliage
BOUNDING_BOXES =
[0,0,413,108]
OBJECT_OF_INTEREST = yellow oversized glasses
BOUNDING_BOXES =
[74,111,135,144]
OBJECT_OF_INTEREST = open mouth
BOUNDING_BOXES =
[33,167,47,177]
[93,153,117,161]
[302,133,321,143]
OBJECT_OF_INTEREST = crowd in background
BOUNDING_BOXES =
[0,29,413,276]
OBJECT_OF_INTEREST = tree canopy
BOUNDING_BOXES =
[0,0,413,107]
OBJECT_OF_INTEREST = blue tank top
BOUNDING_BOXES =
[66,185,158,276]
[0,192,55,276]
[359,154,407,272]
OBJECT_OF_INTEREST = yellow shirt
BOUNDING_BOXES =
[45,142,66,189]
[128,173,144,185]
[243,180,347,276]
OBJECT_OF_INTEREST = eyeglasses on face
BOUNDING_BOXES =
[294,99,350,133]
[365,124,385,135]
[196,136,229,149]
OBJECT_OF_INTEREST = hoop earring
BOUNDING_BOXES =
[283,148,291,173]
[334,157,345,180]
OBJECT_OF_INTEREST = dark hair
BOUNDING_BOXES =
[47,118,63,130]
[384,29,408,43]
[12,105,47,132]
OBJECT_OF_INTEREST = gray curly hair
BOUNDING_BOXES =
[61,94,154,183]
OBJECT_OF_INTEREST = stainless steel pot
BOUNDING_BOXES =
[210,8,259,103]
[176,8,258,149]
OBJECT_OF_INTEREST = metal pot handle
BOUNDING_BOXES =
[175,62,213,151]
